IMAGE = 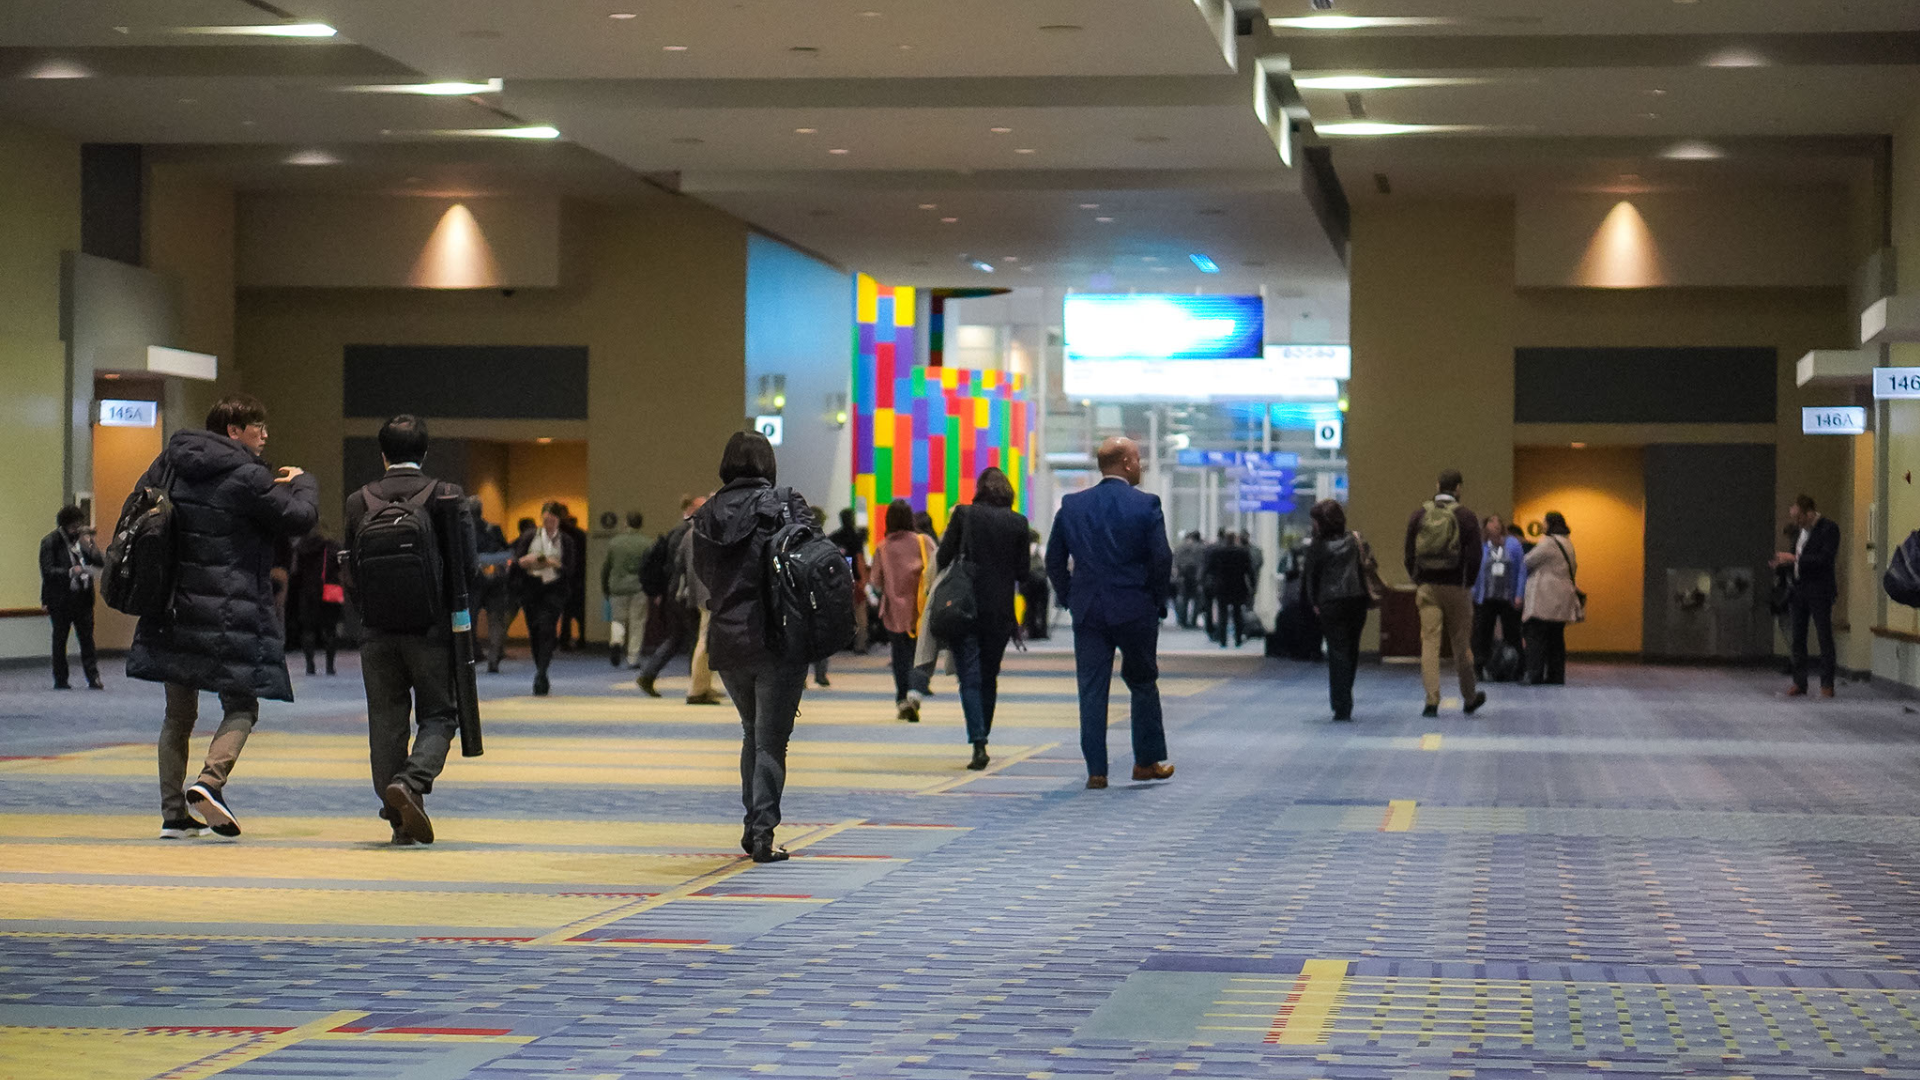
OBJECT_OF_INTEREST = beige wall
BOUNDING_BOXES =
[0,117,80,654]
[1348,195,1853,656]
[145,165,239,428]
[1515,189,1851,290]
[234,191,749,643]
[237,194,562,290]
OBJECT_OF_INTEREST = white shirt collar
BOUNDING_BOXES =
[386,462,421,471]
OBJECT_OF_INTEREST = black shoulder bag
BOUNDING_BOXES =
[927,510,979,642]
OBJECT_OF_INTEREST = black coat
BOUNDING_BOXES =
[939,503,1032,636]
[40,528,103,610]
[691,478,811,672]
[1794,516,1842,601]
[127,429,320,701]
[1204,543,1255,604]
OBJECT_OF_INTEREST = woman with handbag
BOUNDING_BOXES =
[931,468,1030,771]
[1521,511,1582,686]
[869,499,937,722]
[1300,499,1377,721]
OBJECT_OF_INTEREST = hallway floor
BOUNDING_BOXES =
[3,646,1919,1078]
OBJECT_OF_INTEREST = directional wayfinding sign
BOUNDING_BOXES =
[1176,449,1301,469]
[1236,466,1297,514]
[1314,418,1343,450]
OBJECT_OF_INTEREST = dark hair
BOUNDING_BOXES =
[626,511,644,529]
[1544,511,1571,536]
[840,508,856,527]
[974,467,1015,508]
[206,393,267,434]
[1794,494,1817,514]
[915,511,936,537]
[517,517,536,533]
[1437,468,1463,494]
[540,500,566,521]
[885,499,915,534]
[56,505,87,529]
[599,510,619,530]
[719,431,778,484]
[1309,499,1346,538]
[377,414,429,464]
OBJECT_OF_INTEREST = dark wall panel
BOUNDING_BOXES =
[343,436,474,509]
[1515,347,1776,424]
[81,143,143,267]
[1641,443,1776,658]
[343,345,588,419]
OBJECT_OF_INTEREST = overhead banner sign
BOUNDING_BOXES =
[1873,368,1920,400]
[1801,406,1867,435]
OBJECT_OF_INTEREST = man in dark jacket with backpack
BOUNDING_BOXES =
[127,394,318,840]
[1404,468,1487,719]
[344,415,476,845]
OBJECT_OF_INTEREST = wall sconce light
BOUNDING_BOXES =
[757,373,787,414]
[829,392,849,429]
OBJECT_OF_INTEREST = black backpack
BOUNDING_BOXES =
[763,494,855,664]
[639,528,679,599]
[351,485,444,633]
[1486,642,1524,683]
[102,463,178,617]
[1886,529,1920,608]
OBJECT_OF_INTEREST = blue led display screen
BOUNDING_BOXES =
[1064,294,1264,361]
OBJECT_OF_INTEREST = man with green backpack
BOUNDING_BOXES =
[1404,469,1488,718]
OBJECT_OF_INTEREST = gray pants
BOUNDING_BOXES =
[719,664,807,842]
[159,683,257,821]
[361,631,457,816]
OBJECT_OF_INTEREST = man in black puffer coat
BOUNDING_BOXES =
[128,394,318,840]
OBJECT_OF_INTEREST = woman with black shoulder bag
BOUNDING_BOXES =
[1521,511,1583,686]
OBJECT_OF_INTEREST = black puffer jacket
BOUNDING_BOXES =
[691,478,811,672]
[127,430,319,701]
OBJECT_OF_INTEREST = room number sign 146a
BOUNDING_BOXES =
[1801,406,1867,436]
[1874,367,1920,400]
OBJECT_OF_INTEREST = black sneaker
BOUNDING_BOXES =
[750,836,790,863]
[1463,691,1488,716]
[638,675,660,698]
[1421,703,1439,718]
[186,782,240,837]
[533,674,550,697]
[967,744,990,771]
[159,817,207,840]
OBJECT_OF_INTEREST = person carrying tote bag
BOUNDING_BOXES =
[1521,511,1581,686]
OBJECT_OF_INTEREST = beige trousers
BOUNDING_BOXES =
[1416,583,1478,707]
[609,592,650,667]
[689,609,715,698]
[158,682,257,821]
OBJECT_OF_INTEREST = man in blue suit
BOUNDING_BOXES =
[1046,437,1176,789]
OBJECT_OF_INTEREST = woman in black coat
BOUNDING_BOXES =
[287,528,343,675]
[938,467,1030,771]
[1300,499,1373,722]
[691,431,813,864]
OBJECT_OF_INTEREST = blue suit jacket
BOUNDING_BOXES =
[1046,478,1174,626]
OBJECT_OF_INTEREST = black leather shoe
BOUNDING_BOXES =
[637,675,659,697]
[533,674,550,697]
[967,744,990,770]
[750,836,790,863]
[382,781,434,845]
[1421,703,1439,718]
[1463,691,1488,716]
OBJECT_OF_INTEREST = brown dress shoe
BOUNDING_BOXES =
[1086,775,1108,789]
[1785,685,1807,697]
[1131,762,1175,781]
[1820,686,1835,698]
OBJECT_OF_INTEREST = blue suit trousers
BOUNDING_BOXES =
[1073,613,1166,776]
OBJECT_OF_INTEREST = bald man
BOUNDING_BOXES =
[1045,437,1176,789]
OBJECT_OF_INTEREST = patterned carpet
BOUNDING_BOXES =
[3,638,1920,1079]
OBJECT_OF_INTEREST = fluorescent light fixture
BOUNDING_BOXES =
[1189,254,1220,273]
[1703,46,1767,68]
[431,126,561,139]
[342,78,502,95]
[1293,75,1480,91]
[24,58,93,79]
[172,22,337,36]
[1315,122,1485,136]
[285,149,339,166]
[1660,139,1724,160]
[1271,15,1455,29]
[969,259,996,273]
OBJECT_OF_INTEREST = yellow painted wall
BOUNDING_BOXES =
[0,118,79,653]
[504,441,589,539]
[467,440,510,528]
[1512,446,1646,653]
[234,192,749,643]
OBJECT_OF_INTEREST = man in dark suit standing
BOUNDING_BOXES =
[1775,493,1841,698]
[40,505,104,690]
[1046,437,1176,789]
[345,415,476,844]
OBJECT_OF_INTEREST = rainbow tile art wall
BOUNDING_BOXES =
[852,274,1032,545]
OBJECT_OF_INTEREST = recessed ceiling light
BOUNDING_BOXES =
[989,127,1012,134]
[341,78,503,95]
[940,216,958,223]
[859,10,882,16]
[1271,15,1456,28]
[171,22,337,37]
[1661,139,1725,160]
[1640,111,1660,119]
[536,437,554,445]
[609,12,637,18]
[789,45,819,53]
[1315,122,1486,136]
[897,43,913,50]
[1038,23,1083,31]
[1648,88,1668,96]
[1293,75,1483,91]
[1703,46,1767,68]
[969,259,996,274]
[1014,148,1035,154]
[1078,203,1099,209]
[918,203,937,209]
[829,147,850,154]
[1095,216,1114,223]
[285,150,339,166]
[794,127,817,134]
[663,44,689,51]
[24,59,92,79]
[1001,256,1019,262]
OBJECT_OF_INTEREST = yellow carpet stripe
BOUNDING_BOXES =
[1265,959,1350,1045]
[1380,800,1418,832]
[1420,733,1443,751]
[919,741,1062,796]
[155,1009,366,1080]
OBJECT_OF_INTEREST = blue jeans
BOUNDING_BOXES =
[719,664,808,841]
[1072,613,1166,776]
[951,626,1012,746]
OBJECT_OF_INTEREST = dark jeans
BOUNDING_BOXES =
[49,600,98,687]
[1523,619,1567,685]
[478,577,514,666]
[560,582,586,648]
[1021,580,1051,640]
[639,602,696,682]
[360,630,457,813]
[522,580,568,677]
[720,664,807,842]
[889,633,916,703]
[1471,599,1523,675]
[1175,575,1200,628]
[1213,596,1247,646]
[296,605,340,674]
[1790,593,1837,690]
[952,625,1013,745]
[1073,613,1167,776]
[1319,597,1369,720]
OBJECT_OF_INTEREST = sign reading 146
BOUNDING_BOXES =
[1874,367,1920,400]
